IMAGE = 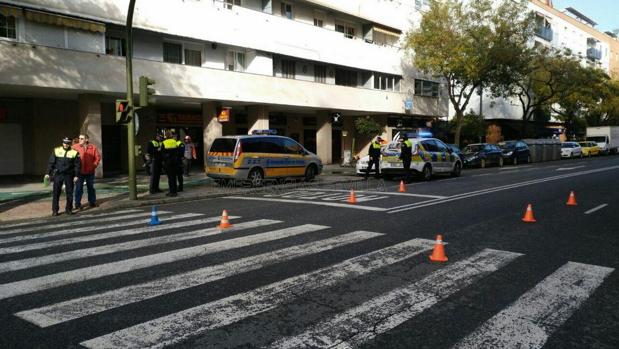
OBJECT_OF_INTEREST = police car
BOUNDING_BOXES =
[356,134,462,180]
[206,131,323,186]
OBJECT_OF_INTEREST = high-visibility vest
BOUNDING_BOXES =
[371,142,381,149]
[162,139,178,149]
[151,140,160,148]
[404,139,412,148]
[54,147,78,158]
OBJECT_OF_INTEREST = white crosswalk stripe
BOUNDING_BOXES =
[79,238,436,349]
[0,223,327,300]
[453,262,614,349]
[17,230,381,327]
[0,213,213,255]
[268,249,522,349]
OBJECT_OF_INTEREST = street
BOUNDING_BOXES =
[1,156,618,348]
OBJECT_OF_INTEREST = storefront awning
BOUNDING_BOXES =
[24,9,105,33]
[0,5,23,18]
[373,25,401,38]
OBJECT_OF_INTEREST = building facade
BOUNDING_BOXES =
[0,0,449,176]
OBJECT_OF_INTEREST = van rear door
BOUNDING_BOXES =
[207,138,237,174]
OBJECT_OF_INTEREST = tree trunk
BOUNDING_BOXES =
[454,110,464,146]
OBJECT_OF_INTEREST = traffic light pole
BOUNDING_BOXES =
[125,0,137,200]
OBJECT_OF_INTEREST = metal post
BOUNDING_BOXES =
[126,0,137,200]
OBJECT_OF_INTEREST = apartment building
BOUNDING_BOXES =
[0,0,449,176]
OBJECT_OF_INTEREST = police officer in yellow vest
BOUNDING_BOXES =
[45,137,81,216]
[400,135,413,183]
[146,133,163,194]
[365,136,383,179]
[162,130,180,197]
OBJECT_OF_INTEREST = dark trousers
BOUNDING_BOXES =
[166,164,177,194]
[402,157,412,182]
[177,163,184,190]
[149,161,161,193]
[182,158,191,176]
[365,157,380,178]
[52,174,74,213]
[75,173,96,207]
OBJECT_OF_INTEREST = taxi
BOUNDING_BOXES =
[206,133,322,186]
[578,141,600,157]
[356,135,462,180]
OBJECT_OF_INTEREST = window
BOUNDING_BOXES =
[335,68,357,87]
[314,65,326,83]
[421,140,437,152]
[434,140,447,152]
[280,2,293,19]
[226,50,245,71]
[0,14,16,39]
[314,10,324,27]
[283,139,303,154]
[335,22,355,39]
[374,74,400,91]
[163,42,182,64]
[414,79,439,97]
[225,0,241,10]
[313,18,323,27]
[184,49,202,66]
[281,59,295,79]
[105,36,126,56]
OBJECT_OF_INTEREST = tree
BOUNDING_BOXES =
[587,79,619,126]
[405,0,533,145]
[354,116,383,137]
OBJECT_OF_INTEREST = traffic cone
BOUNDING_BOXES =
[398,180,406,193]
[429,234,448,262]
[521,204,536,223]
[217,209,233,229]
[566,191,577,206]
[149,206,160,225]
[347,189,357,204]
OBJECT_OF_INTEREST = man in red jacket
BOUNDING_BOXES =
[72,134,101,209]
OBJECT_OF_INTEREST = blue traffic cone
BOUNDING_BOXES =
[149,205,160,225]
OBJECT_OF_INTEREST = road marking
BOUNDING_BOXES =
[472,173,493,177]
[0,209,144,235]
[556,165,585,171]
[388,165,619,213]
[0,224,326,300]
[585,204,608,215]
[269,249,522,349]
[0,214,214,255]
[499,165,530,170]
[0,211,174,244]
[454,262,614,349]
[0,219,279,273]
[18,230,382,327]
[304,188,447,199]
[79,238,436,349]
[225,196,388,211]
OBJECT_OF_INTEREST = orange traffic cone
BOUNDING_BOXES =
[347,189,357,204]
[398,180,406,193]
[217,209,233,229]
[522,204,537,223]
[429,234,448,262]
[566,191,577,206]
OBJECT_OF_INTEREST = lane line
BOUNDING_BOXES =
[0,211,174,244]
[454,262,614,349]
[0,219,279,274]
[225,196,388,211]
[584,204,608,215]
[0,224,327,300]
[303,189,447,199]
[556,165,585,171]
[18,230,381,327]
[0,214,227,255]
[269,249,522,349]
[79,238,436,349]
[0,209,144,235]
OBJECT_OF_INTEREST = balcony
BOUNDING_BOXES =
[587,47,602,60]
[534,27,553,42]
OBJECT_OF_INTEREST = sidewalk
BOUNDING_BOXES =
[0,166,360,223]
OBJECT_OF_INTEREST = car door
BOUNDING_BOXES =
[420,139,438,171]
[433,139,451,172]
[282,138,306,177]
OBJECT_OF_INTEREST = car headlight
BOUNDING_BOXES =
[505,151,513,156]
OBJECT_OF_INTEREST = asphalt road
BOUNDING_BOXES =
[0,155,618,348]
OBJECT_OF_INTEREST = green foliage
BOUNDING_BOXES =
[354,116,383,137]
[449,112,485,143]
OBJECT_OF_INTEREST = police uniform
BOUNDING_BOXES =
[400,137,413,183]
[176,139,185,192]
[162,136,179,196]
[147,136,163,194]
[47,138,81,216]
[365,138,382,179]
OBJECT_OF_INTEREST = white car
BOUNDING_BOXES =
[356,136,462,180]
[561,142,582,158]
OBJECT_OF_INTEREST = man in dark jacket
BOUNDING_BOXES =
[46,137,81,216]
[400,135,413,183]
[365,136,383,179]
[146,133,163,194]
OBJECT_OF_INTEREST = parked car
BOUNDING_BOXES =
[446,144,465,163]
[462,143,504,168]
[586,126,619,155]
[561,142,583,158]
[578,141,601,157]
[499,141,531,165]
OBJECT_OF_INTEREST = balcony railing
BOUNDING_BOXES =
[587,47,602,60]
[534,27,553,41]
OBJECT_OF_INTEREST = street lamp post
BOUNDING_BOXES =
[125,0,137,200]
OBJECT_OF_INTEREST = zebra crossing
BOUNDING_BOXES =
[0,209,615,348]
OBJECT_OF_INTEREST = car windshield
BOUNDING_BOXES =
[586,136,606,143]
[561,143,572,148]
[463,145,484,153]
[499,142,516,149]
[579,142,588,147]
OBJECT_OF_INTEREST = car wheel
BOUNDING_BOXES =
[480,158,486,168]
[248,168,264,187]
[422,164,432,181]
[499,157,504,167]
[304,165,316,182]
[451,162,461,177]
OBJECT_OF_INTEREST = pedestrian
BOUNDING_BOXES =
[72,134,101,209]
[175,134,185,192]
[365,136,383,180]
[182,135,197,176]
[45,137,80,216]
[147,133,163,194]
[161,130,179,197]
[400,135,413,183]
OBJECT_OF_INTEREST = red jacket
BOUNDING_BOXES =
[72,143,101,174]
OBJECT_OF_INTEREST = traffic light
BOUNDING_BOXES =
[115,99,131,123]
[139,76,156,107]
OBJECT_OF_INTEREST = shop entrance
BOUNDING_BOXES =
[332,129,342,163]
[303,129,317,154]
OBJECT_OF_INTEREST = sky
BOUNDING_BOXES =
[552,0,619,33]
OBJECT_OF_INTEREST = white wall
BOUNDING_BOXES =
[0,124,24,175]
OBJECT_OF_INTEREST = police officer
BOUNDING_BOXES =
[400,135,413,183]
[45,137,81,216]
[175,134,185,192]
[146,133,163,194]
[365,136,383,179]
[161,130,179,197]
